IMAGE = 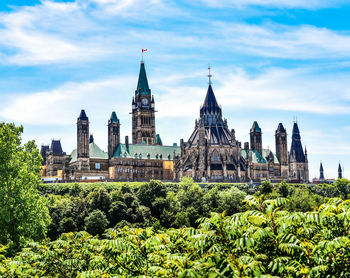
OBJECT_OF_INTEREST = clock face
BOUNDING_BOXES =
[141,98,149,106]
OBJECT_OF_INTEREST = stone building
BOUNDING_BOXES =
[41,60,180,182]
[40,140,69,179]
[41,61,309,183]
[175,70,309,183]
[174,82,247,182]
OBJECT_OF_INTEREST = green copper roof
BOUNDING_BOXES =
[113,143,180,160]
[110,112,119,123]
[262,149,280,164]
[136,62,150,95]
[70,142,108,163]
[251,121,261,133]
[156,134,163,145]
[241,149,280,164]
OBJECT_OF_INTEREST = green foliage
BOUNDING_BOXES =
[260,180,273,194]
[278,181,289,197]
[84,209,109,236]
[0,123,50,254]
[217,186,247,215]
[335,178,350,199]
[2,196,350,277]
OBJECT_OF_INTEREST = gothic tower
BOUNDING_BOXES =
[289,122,309,182]
[132,61,156,145]
[320,162,325,182]
[250,121,262,155]
[338,163,343,179]
[77,109,90,170]
[275,123,288,178]
[108,111,120,159]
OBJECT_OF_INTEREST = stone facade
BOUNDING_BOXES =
[175,75,309,183]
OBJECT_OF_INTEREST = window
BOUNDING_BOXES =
[211,151,219,162]
[95,163,100,170]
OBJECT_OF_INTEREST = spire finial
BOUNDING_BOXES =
[208,64,212,85]
[141,48,147,62]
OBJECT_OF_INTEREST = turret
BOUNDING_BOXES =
[77,109,89,159]
[275,123,287,166]
[320,162,325,182]
[338,163,343,179]
[250,121,262,155]
[108,111,120,159]
[288,121,309,182]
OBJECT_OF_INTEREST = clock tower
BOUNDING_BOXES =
[132,61,157,145]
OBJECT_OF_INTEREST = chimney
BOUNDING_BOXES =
[125,136,129,150]
[244,142,249,151]
[180,139,184,156]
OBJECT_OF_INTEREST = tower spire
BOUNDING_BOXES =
[208,64,212,85]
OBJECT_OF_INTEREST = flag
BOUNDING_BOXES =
[142,49,148,53]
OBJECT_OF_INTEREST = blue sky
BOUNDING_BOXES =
[1,0,350,180]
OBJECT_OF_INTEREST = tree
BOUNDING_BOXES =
[260,180,273,194]
[217,186,246,215]
[278,181,289,197]
[84,209,109,235]
[87,187,112,214]
[0,123,50,253]
[335,178,350,199]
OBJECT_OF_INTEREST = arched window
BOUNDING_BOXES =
[211,151,219,162]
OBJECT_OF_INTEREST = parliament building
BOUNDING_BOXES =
[40,61,309,183]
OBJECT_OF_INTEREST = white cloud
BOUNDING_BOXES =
[1,76,135,125]
[1,0,350,66]
[215,23,350,59]
[200,0,346,9]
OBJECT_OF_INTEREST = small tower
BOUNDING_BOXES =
[250,121,262,155]
[40,145,50,166]
[275,123,288,178]
[289,122,309,182]
[320,162,325,182]
[77,109,90,170]
[132,61,156,145]
[338,163,343,179]
[108,111,120,159]
[275,123,288,165]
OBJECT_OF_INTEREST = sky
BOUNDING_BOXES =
[0,0,350,180]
